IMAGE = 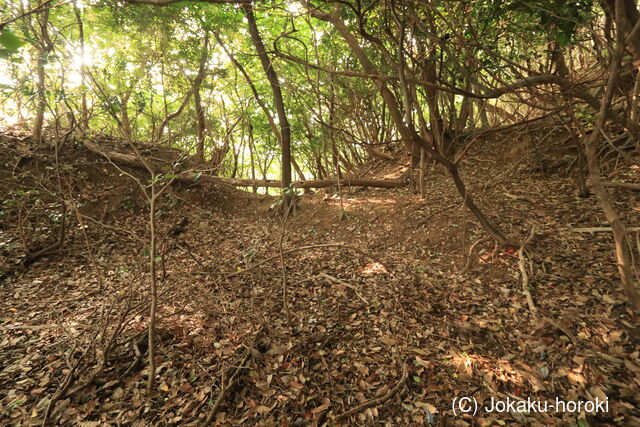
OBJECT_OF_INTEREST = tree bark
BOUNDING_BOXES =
[33,50,47,143]
[119,92,133,140]
[582,13,640,312]
[156,35,208,143]
[194,34,209,162]
[601,0,640,70]
[146,182,158,393]
[604,181,640,191]
[74,4,88,129]
[32,5,52,143]
[243,1,292,201]
[248,121,257,193]
[213,177,407,189]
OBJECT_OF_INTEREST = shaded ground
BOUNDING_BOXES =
[1,127,639,426]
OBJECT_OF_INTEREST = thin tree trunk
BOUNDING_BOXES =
[32,5,52,143]
[230,134,239,178]
[248,122,257,193]
[419,147,426,199]
[582,12,640,312]
[157,35,208,144]
[194,33,209,162]
[601,0,640,71]
[74,4,87,129]
[147,183,158,393]
[119,91,134,140]
[33,50,47,143]
[194,89,205,162]
[243,2,292,204]
[423,47,445,154]
[630,69,640,123]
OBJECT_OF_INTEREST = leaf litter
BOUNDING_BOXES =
[0,130,638,425]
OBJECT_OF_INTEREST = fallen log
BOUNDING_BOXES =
[84,141,157,169]
[604,181,640,191]
[570,227,640,233]
[84,141,407,189]
[205,176,407,188]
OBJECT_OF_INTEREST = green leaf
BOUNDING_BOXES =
[0,30,26,51]
[577,418,590,427]
[555,32,570,47]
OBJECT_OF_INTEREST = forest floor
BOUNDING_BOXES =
[1,127,639,426]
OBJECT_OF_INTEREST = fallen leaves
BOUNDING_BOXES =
[1,138,639,426]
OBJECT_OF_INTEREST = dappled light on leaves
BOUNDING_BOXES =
[362,262,388,275]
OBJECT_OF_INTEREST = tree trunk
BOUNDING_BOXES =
[194,89,205,162]
[243,2,292,202]
[582,12,640,313]
[120,92,133,140]
[32,5,52,143]
[74,4,87,129]
[146,183,158,393]
[230,134,239,178]
[82,139,408,190]
[33,49,47,143]
[193,34,209,162]
[157,35,208,144]
[210,177,407,189]
[601,0,640,70]
[248,122,257,193]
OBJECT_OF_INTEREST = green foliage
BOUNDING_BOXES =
[0,28,26,58]
[504,0,595,46]
[0,0,604,184]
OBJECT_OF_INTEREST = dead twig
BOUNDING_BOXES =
[202,326,264,425]
[0,324,60,330]
[41,327,101,426]
[458,237,490,276]
[121,337,144,379]
[318,272,369,305]
[570,226,640,233]
[335,361,409,421]
[519,227,539,322]
[202,348,251,425]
